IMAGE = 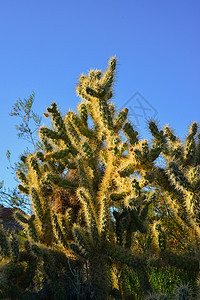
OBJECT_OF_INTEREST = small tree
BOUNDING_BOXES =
[1,92,42,212]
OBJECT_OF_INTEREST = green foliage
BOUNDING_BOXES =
[9,92,42,149]
[1,93,43,211]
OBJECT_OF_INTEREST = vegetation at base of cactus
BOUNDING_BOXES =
[144,294,168,300]
[145,281,199,300]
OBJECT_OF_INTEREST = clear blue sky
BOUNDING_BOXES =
[0,0,200,191]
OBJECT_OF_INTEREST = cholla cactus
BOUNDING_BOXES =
[4,57,156,298]
[127,121,200,298]
[4,57,199,298]
[142,122,200,265]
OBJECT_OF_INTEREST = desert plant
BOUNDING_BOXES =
[1,57,200,299]
[4,57,155,298]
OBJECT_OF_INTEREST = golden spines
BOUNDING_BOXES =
[77,158,92,191]
[72,224,90,256]
[99,197,111,239]
[52,213,68,248]
[77,102,88,125]
[98,98,114,130]
[110,192,127,201]
[123,122,138,145]
[167,161,191,192]
[16,170,27,184]
[27,215,39,242]
[40,127,60,141]
[44,149,70,160]
[184,122,198,166]
[148,120,166,144]
[114,108,128,131]
[76,186,99,247]
[46,102,66,137]
[64,116,81,146]
[76,57,116,102]
[118,163,135,177]
[18,184,29,195]
[76,187,95,228]
[100,56,117,99]
[70,112,94,138]
[31,188,44,222]
[29,156,41,179]
[164,125,178,142]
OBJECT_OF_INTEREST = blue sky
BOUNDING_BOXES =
[0,0,200,191]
